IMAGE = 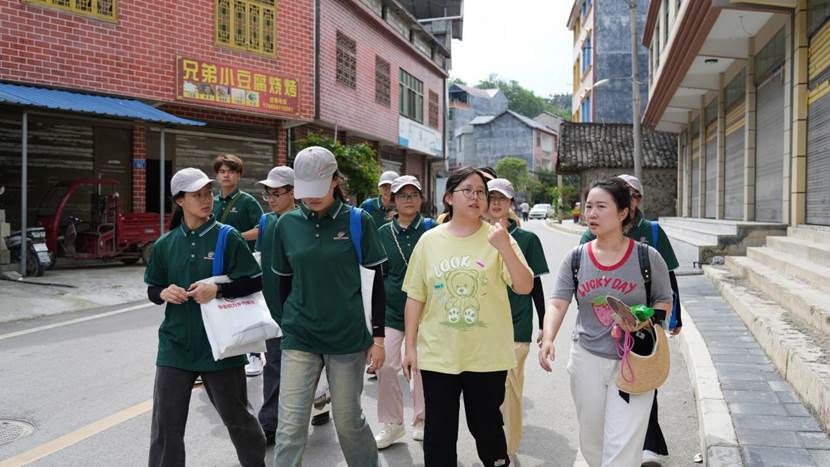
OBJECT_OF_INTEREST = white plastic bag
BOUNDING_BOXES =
[198,275,281,361]
[358,265,375,333]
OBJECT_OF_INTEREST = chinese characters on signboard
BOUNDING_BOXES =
[176,57,299,115]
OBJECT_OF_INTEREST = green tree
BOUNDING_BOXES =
[450,77,467,86]
[293,133,380,204]
[477,74,571,119]
[494,157,529,195]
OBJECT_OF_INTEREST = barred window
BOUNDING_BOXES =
[336,32,357,89]
[26,0,116,21]
[428,90,439,129]
[399,69,423,123]
[216,0,276,56]
[375,56,390,106]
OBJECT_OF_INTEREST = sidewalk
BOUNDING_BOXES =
[0,265,147,324]
[678,274,830,466]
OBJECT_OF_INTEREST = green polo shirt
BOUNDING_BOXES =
[213,188,264,251]
[272,199,388,354]
[360,197,392,229]
[377,214,432,332]
[507,221,550,342]
[256,210,297,323]
[579,211,680,270]
[144,218,262,372]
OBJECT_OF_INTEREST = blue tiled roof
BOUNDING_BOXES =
[0,82,204,126]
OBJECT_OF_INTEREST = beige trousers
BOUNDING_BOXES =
[502,342,530,455]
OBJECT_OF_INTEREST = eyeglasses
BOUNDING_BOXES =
[488,194,509,203]
[452,188,487,200]
[395,193,421,201]
[262,190,291,200]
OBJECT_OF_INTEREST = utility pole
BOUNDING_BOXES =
[629,1,643,181]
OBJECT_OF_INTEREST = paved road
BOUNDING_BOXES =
[0,220,699,466]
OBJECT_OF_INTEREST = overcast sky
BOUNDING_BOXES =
[450,0,574,97]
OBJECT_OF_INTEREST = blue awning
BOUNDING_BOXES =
[0,82,205,126]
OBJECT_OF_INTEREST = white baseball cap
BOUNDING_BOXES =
[391,175,422,193]
[378,171,400,187]
[170,168,213,196]
[258,166,294,189]
[293,146,338,198]
[487,178,516,200]
[617,174,644,196]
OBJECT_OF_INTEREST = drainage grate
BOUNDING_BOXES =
[0,419,35,446]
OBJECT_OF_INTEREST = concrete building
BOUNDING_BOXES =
[642,0,830,445]
[567,0,649,123]
[456,110,557,172]
[447,84,508,168]
[0,0,460,231]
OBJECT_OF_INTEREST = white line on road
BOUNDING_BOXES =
[0,303,153,342]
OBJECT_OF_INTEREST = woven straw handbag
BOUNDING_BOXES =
[606,296,671,394]
[616,323,670,394]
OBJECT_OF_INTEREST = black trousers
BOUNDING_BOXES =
[257,337,282,432]
[643,389,668,455]
[149,365,265,467]
[421,369,509,467]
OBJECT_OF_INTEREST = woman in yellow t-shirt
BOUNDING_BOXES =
[401,166,533,466]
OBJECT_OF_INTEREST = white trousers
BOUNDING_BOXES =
[567,342,654,467]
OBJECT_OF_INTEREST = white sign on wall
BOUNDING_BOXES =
[398,116,442,157]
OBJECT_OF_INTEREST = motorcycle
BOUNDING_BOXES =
[6,226,52,277]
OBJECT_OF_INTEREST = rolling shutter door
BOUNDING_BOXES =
[755,69,784,222]
[691,137,701,218]
[174,132,275,205]
[705,122,718,218]
[724,104,745,220]
[807,21,830,225]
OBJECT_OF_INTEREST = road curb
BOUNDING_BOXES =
[542,220,586,236]
[677,300,742,466]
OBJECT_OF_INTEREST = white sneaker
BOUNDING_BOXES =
[375,423,405,449]
[641,449,663,467]
[245,354,264,377]
[411,423,424,441]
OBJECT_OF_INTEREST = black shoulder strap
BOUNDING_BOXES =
[572,244,584,303]
[637,242,652,306]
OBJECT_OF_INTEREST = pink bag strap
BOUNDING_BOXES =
[616,330,635,384]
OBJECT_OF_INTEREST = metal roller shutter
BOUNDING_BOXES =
[755,69,785,222]
[691,137,701,218]
[724,104,745,220]
[705,123,718,218]
[807,21,830,225]
[174,133,275,206]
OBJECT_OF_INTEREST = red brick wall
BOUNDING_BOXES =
[0,0,315,121]
[318,0,446,145]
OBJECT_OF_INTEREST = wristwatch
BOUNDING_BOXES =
[215,283,223,298]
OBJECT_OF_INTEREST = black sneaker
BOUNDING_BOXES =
[311,411,331,426]
[264,430,275,446]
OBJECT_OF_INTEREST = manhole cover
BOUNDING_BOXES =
[0,419,35,446]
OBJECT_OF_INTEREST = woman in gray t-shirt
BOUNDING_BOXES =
[539,178,672,467]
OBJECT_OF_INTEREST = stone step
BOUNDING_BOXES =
[658,216,740,236]
[725,256,830,336]
[749,245,830,291]
[661,224,721,247]
[788,225,830,244]
[766,236,830,269]
[704,265,830,433]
